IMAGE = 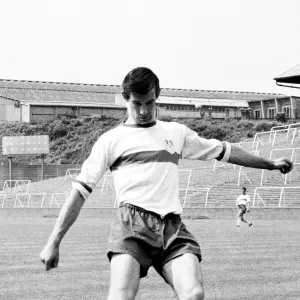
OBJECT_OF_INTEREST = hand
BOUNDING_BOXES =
[273,158,293,174]
[40,243,59,271]
[247,209,250,213]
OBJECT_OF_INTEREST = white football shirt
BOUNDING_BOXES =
[73,120,231,216]
[236,194,251,206]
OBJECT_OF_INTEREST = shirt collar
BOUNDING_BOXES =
[122,120,157,128]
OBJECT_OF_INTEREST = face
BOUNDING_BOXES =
[126,87,157,125]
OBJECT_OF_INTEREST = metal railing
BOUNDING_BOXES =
[284,163,300,185]
[269,147,300,162]
[261,160,300,186]
[2,180,31,193]
[65,168,81,180]
[252,128,297,148]
[49,193,69,208]
[253,186,300,207]
[270,122,300,136]
[180,187,211,208]
[237,166,252,186]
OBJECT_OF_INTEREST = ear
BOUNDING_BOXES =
[156,88,161,98]
[122,91,129,100]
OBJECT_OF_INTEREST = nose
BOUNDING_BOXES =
[140,106,148,115]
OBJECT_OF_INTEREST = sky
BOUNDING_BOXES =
[0,0,300,96]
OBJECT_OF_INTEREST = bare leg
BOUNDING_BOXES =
[237,210,243,226]
[241,215,252,227]
[162,253,205,300]
[241,215,250,224]
[107,254,141,300]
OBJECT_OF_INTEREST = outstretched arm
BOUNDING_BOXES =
[228,145,293,174]
[40,188,85,271]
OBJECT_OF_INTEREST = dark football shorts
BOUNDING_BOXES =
[238,204,247,214]
[107,202,202,278]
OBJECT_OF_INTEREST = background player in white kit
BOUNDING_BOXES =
[236,187,252,227]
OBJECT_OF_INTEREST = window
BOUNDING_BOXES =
[282,106,291,118]
[254,109,261,119]
[268,107,276,118]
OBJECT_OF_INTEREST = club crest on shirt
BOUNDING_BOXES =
[165,139,175,154]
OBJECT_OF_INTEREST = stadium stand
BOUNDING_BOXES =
[1,180,31,193]
[253,186,300,208]
[0,125,299,210]
[0,194,7,208]
[65,169,81,180]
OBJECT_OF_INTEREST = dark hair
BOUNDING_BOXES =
[242,187,247,191]
[122,67,161,100]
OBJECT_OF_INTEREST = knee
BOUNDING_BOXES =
[183,286,205,300]
[107,286,137,300]
[192,286,205,300]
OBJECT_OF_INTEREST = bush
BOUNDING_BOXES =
[159,115,173,122]
[275,112,287,122]
[82,116,92,123]
[254,121,273,132]
[73,119,82,127]
[207,127,227,140]
[2,117,289,164]
[194,123,207,132]
[236,120,254,130]
[61,118,71,125]
[52,126,68,139]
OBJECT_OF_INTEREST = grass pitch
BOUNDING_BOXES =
[1,211,300,300]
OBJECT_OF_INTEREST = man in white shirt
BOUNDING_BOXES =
[236,187,252,227]
[40,67,293,300]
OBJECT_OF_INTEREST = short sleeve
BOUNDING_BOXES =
[181,125,231,161]
[73,133,111,199]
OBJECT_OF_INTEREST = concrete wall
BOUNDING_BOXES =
[29,105,126,123]
[0,97,21,121]
[0,162,82,188]
[248,98,298,119]
[157,107,242,119]
[157,107,202,118]
[293,98,300,118]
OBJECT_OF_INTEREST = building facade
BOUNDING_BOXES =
[1,78,298,122]
[0,80,126,122]
[247,96,300,119]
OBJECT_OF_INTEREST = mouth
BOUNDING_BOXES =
[138,116,151,121]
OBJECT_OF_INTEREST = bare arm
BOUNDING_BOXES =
[228,145,293,174]
[40,187,85,270]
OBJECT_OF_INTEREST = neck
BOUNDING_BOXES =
[125,116,137,125]
[123,119,157,128]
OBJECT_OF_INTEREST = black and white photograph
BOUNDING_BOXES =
[0,1,300,299]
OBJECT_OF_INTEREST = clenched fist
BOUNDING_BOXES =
[40,243,60,271]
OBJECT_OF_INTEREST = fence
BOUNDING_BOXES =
[1,180,31,193]
[269,147,300,163]
[252,128,298,148]
[270,122,300,135]
[65,168,81,180]
[0,162,82,188]
[253,186,300,207]
[1,158,299,209]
